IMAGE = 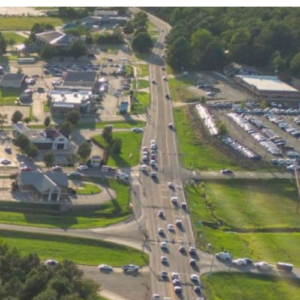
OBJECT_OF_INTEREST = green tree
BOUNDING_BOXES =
[123,21,134,34]
[229,28,252,62]
[66,110,80,125]
[0,113,8,130]
[7,38,16,49]
[77,142,92,161]
[59,121,74,137]
[40,44,57,59]
[216,121,228,136]
[131,32,153,53]
[290,52,300,76]
[132,11,148,28]
[0,32,7,54]
[11,110,23,123]
[23,117,31,124]
[68,40,87,59]
[25,144,39,159]
[29,23,54,41]
[43,152,55,166]
[111,138,122,155]
[66,153,78,165]
[101,126,113,144]
[44,117,51,128]
[260,99,267,109]
[15,134,30,150]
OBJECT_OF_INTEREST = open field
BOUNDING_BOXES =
[0,88,21,105]
[202,273,300,300]
[93,131,143,167]
[137,79,150,89]
[169,76,199,102]
[174,107,241,170]
[76,182,102,195]
[0,229,147,266]
[131,92,151,115]
[2,32,26,43]
[75,120,146,130]
[0,178,131,229]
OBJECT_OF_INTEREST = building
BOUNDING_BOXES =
[63,71,98,90]
[47,90,92,114]
[93,10,118,17]
[17,169,68,201]
[224,62,261,77]
[13,123,71,150]
[234,75,300,101]
[0,73,26,88]
[35,30,75,49]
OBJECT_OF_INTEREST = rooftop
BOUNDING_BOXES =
[236,75,299,92]
[0,73,26,83]
[35,30,74,45]
[63,71,98,87]
[51,92,90,105]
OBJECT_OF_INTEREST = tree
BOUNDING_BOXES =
[111,138,122,155]
[68,40,87,59]
[29,23,54,41]
[216,121,228,136]
[132,11,148,29]
[123,21,134,34]
[77,142,92,161]
[199,96,206,104]
[44,117,51,128]
[101,126,113,144]
[15,134,30,150]
[11,110,23,123]
[66,110,80,125]
[260,99,267,109]
[131,32,153,53]
[66,153,78,165]
[40,44,57,59]
[0,113,8,130]
[59,121,74,137]
[23,117,31,124]
[25,144,39,159]
[0,32,7,54]
[7,38,16,49]
[43,152,55,166]
[290,52,300,76]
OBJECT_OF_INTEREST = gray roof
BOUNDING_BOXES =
[35,31,64,43]
[64,71,97,87]
[1,73,26,83]
[45,171,69,187]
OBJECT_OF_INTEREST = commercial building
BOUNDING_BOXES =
[234,75,300,101]
[35,31,76,49]
[0,73,26,88]
[17,169,69,201]
[63,71,98,90]
[224,62,260,77]
[13,123,71,150]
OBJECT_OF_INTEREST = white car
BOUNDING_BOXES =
[153,294,160,300]
[77,165,88,171]
[160,242,168,249]
[150,172,157,178]
[232,258,247,266]
[1,159,11,165]
[163,76,167,81]
[131,128,144,133]
[190,274,199,282]
[140,164,147,171]
[68,171,81,176]
[174,286,182,293]
[167,224,174,231]
[150,160,156,167]
[158,228,164,235]
[171,197,178,204]
[98,264,113,271]
[216,252,233,260]
[255,262,271,270]
[142,146,148,152]
[52,166,62,171]
[171,272,179,280]
[151,139,156,144]
[168,182,175,188]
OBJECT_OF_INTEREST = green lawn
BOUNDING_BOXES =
[75,120,146,130]
[43,101,50,112]
[76,182,101,195]
[131,92,151,115]
[0,17,68,30]
[29,105,38,122]
[93,131,142,167]
[2,32,26,44]
[169,76,199,102]
[0,88,21,105]
[137,80,150,89]
[174,107,241,170]
[0,229,147,267]
[147,20,158,31]
[137,64,149,77]
[202,273,300,300]
[125,65,134,77]
[0,178,131,229]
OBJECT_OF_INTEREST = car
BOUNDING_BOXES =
[173,279,181,286]
[232,258,247,266]
[150,172,157,178]
[163,76,167,81]
[98,264,113,271]
[171,272,180,280]
[158,210,164,218]
[108,58,113,62]
[150,144,157,150]
[142,155,149,162]
[5,147,11,153]
[44,70,50,75]
[190,259,196,266]
[160,242,168,249]
[175,219,182,227]
[174,286,182,293]
[1,159,11,165]
[158,228,164,235]
[161,256,168,264]
[77,165,88,171]
[189,247,197,255]
[181,202,187,210]
[162,67,165,71]
[142,146,148,151]
[27,78,36,85]
[150,139,156,144]
[206,91,216,97]
[131,127,144,133]
[140,164,147,171]
[221,169,233,174]
[216,252,233,260]
[190,274,199,282]
[20,166,31,172]
[165,94,170,99]
[46,259,58,266]
[150,160,156,167]
[122,264,140,272]
[116,173,129,181]
[167,224,174,231]
[254,262,271,270]
[153,294,160,300]
[240,258,253,265]
[194,286,202,293]
[152,79,156,84]
[168,182,175,188]
[68,171,81,176]
[168,123,174,129]
[19,161,26,167]
[160,270,168,279]
[52,166,62,171]
[171,197,178,204]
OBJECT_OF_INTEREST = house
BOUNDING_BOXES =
[17,169,68,201]
[13,123,71,150]
[35,30,75,49]
[63,71,98,90]
[0,73,26,88]
[224,62,261,77]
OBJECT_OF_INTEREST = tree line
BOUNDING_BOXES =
[144,7,300,76]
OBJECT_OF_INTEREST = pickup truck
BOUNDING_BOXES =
[121,264,140,272]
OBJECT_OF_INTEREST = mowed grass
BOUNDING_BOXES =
[0,17,68,30]
[131,92,151,114]
[93,131,143,167]
[2,32,26,43]
[76,182,101,195]
[0,230,147,266]
[137,79,150,89]
[137,64,149,77]
[0,88,21,105]
[169,76,199,102]
[0,178,131,229]
[75,120,146,130]
[202,273,300,300]
[173,107,241,170]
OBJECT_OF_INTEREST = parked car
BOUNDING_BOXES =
[98,264,113,271]
[116,173,129,181]
[276,262,293,272]
[46,259,58,266]
[221,169,233,174]
[122,264,139,272]
[216,252,233,260]
[52,166,62,171]
[254,262,271,270]
[77,165,88,171]
[1,159,11,165]
[232,258,247,266]
[68,171,81,176]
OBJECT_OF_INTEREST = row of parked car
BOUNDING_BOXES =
[219,135,260,160]
[234,107,300,116]
[207,101,233,109]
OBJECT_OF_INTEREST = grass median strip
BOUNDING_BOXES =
[137,64,149,77]
[75,120,146,130]
[131,92,151,115]
[0,229,147,266]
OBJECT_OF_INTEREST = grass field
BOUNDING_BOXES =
[131,92,151,115]
[2,32,26,44]
[76,182,102,195]
[137,80,150,89]
[93,131,142,167]
[202,273,300,300]
[169,76,199,102]
[75,120,146,130]
[43,101,50,112]
[125,65,134,77]
[137,64,149,77]
[0,17,68,30]
[147,20,158,31]
[174,107,241,170]
[0,88,21,105]
[0,229,147,266]
[0,178,131,229]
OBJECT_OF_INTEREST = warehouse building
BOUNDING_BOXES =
[0,73,26,88]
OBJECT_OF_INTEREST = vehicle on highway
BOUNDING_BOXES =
[168,182,175,188]
[276,262,293,272]
[168,123,174,129]
[190,259,196,266]
[240,258,253,265]
[167,224,174,232]
[122,264,140,272]
[160,270,168,279]
[165,94,170,99]
[131,128,144,133]
[158,210,164,218]
[151,139,156,144]
[221,169,233,174]
[232,258,247,266]
[115,173,129,181]
[158,228,164,235]
[150,144,157,150]
[194,286,202,293]
[142,155,149,162]
[150,171,157,178]
[161,256,168,264]
[173,279,181,286]
[175,219,182,227]
[189,247,197,255]
[142,146,148,151]
[190,274,199,282]
[151,79,156,84]
[171,272,180,280]
[1,159,11,165]
[98,264,113,271]
[20,166,31,172]
[181,202,187,210]
[179,246,185,252]
[160,242,168,249]
[68,171,81,177]
[216,252,233,260]
[163,76,168,81]
[5,147,11,153]
[140,164,147,171]
[254,262,271,270]
[150,160,156,167]
[153,294,160,300]
[52,166,62,171]
[45,259,58,266]
[174,286,182,294]
[77,165,88,171]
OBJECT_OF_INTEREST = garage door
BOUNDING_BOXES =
[57,143,65,149]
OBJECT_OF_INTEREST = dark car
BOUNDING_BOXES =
[108,58,113,62]
[165,94,170,99]
[221,169,233,175]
